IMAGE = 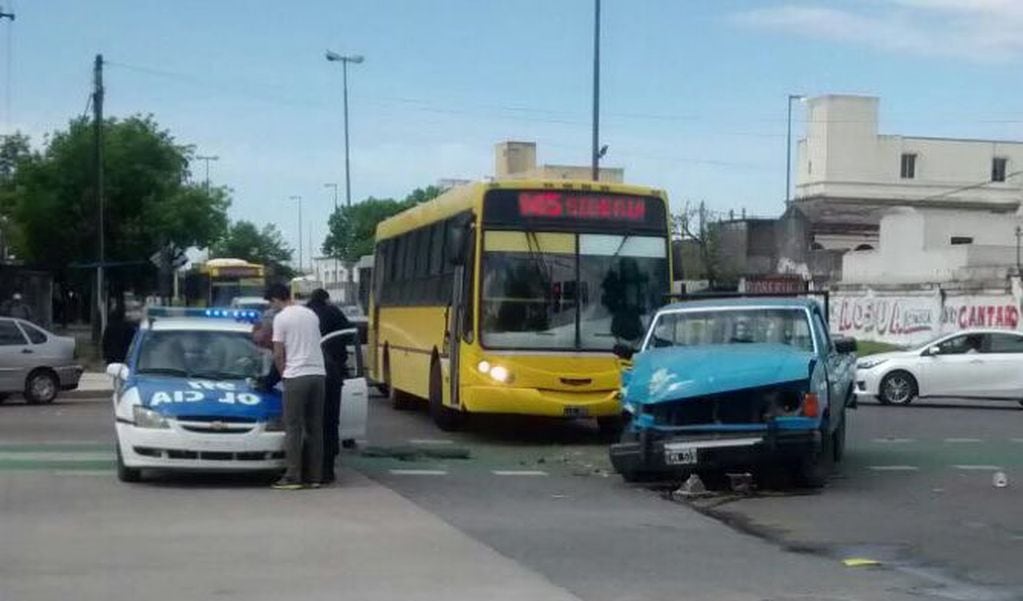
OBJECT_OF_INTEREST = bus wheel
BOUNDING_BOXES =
[385,352,415,410]
[429,360,462,432]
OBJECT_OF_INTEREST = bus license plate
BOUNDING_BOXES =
[563,406,589,417]
[666,447,697,466]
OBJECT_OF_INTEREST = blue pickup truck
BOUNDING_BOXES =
[609,296,857,487]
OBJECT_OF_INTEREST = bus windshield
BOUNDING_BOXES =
[480,232,668,351]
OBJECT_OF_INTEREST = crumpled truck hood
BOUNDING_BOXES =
[625,344,814,405]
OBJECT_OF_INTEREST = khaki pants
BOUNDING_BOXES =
[282,375,325,483]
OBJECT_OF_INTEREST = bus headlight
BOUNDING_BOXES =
[489,365,512,383]
[477,360,491,374]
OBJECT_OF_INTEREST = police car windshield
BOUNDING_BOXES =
[136,330,269,380]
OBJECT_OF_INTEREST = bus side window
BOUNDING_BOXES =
[461,225,476,343]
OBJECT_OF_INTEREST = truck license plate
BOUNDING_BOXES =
[666,447,697,466]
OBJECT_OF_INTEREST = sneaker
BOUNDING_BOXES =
[305,482,323,489]
[271,478,303,490]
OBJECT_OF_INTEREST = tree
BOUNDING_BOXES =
[675,201,731,287]
[322,185,445,263]
[212,220,295,280]
[7,116,229,289]
[0,133,33,259]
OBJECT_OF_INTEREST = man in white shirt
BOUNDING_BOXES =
[265,283,327,490]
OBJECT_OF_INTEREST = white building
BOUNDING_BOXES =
[311,256,360,303]
[795,95,1023,250]
[841,207,1022,286]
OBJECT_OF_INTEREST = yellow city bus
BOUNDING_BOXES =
[368,180,672,431]
[191,258,266,307]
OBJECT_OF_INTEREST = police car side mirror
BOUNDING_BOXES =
[106,363,128,380]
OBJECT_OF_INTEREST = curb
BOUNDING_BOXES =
[63,389,113,400]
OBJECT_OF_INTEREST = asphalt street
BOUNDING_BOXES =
[0,392,1020,601]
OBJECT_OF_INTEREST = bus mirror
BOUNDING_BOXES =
[447,217,471,265]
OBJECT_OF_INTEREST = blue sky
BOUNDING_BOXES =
[3,0,1022,257]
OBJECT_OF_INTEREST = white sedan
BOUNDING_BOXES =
[855,328,1023,406]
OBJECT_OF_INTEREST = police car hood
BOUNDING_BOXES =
[132,375,282,421]
[628,344,814,404]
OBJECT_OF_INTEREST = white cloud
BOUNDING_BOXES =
[733,2,1023,61]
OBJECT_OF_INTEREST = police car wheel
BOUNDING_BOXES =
[24,370,58,404]
[116,445,142,483]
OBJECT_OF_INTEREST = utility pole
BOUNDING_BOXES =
[1,6,13,139]
[1015,225,1021,276]
[290,195,302,273]
[196,154,218,195]
[786,94,805,205]
[591,0,601,182]
[93,54,106,340]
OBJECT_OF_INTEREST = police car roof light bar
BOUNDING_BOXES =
[144,306,262,323]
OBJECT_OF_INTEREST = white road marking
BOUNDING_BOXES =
[408,439,454,445]
[868,465,919,471]
[0,452,115,462]
[1010,438,1023,443]
[871,438,915,444]
[492,470,548,477]
[389,469,448,476]
[953,465,1002,471]
[944,438,982,444]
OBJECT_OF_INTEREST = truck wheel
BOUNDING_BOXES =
[25,370,59,405]
[832,410,847,463]
[429,360,461,432]
[791,426,834,488]
[116,445,142,483]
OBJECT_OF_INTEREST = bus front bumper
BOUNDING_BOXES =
[461,386,620,418]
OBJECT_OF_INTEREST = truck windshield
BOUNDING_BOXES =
[645,308,815,353]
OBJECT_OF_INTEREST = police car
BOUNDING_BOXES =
[106,307,368,482]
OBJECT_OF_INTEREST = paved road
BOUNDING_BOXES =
[1,394,1019,601]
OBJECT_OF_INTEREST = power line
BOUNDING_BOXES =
[918,170,1023,202]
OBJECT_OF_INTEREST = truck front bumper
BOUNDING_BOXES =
[609,427,820,477]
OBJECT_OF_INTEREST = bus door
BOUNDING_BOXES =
[445,215,475,408]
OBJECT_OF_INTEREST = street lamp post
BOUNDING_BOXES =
[324,182,339,288]
[325,50,364,208]
[591,0,601,182]
[786,94,805,205]
[196,154,219,195]
[326,50,364,301]
[289,195,303,273]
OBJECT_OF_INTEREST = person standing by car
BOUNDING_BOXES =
[2,292,34,323]
[265,283,326,490]
[306,288,352,484]
[102,303,137,364]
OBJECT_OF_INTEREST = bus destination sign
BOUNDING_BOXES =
[517,192,646,222]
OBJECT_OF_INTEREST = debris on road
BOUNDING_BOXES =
[726,472,755,495]
[993,471,1009,488]
[842,558,881,568]
[670,474,713,499]
[360,445,471,461]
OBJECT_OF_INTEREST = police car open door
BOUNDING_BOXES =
[322,328,368,447]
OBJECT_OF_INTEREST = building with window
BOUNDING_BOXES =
[495,141,624,183]
[794,95,1023,250]
[841,207,1023,286]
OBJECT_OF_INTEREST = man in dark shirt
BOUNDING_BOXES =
[306,288,352,484]
[102,304,137,364]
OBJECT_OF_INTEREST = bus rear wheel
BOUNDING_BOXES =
[429,360,462,432]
